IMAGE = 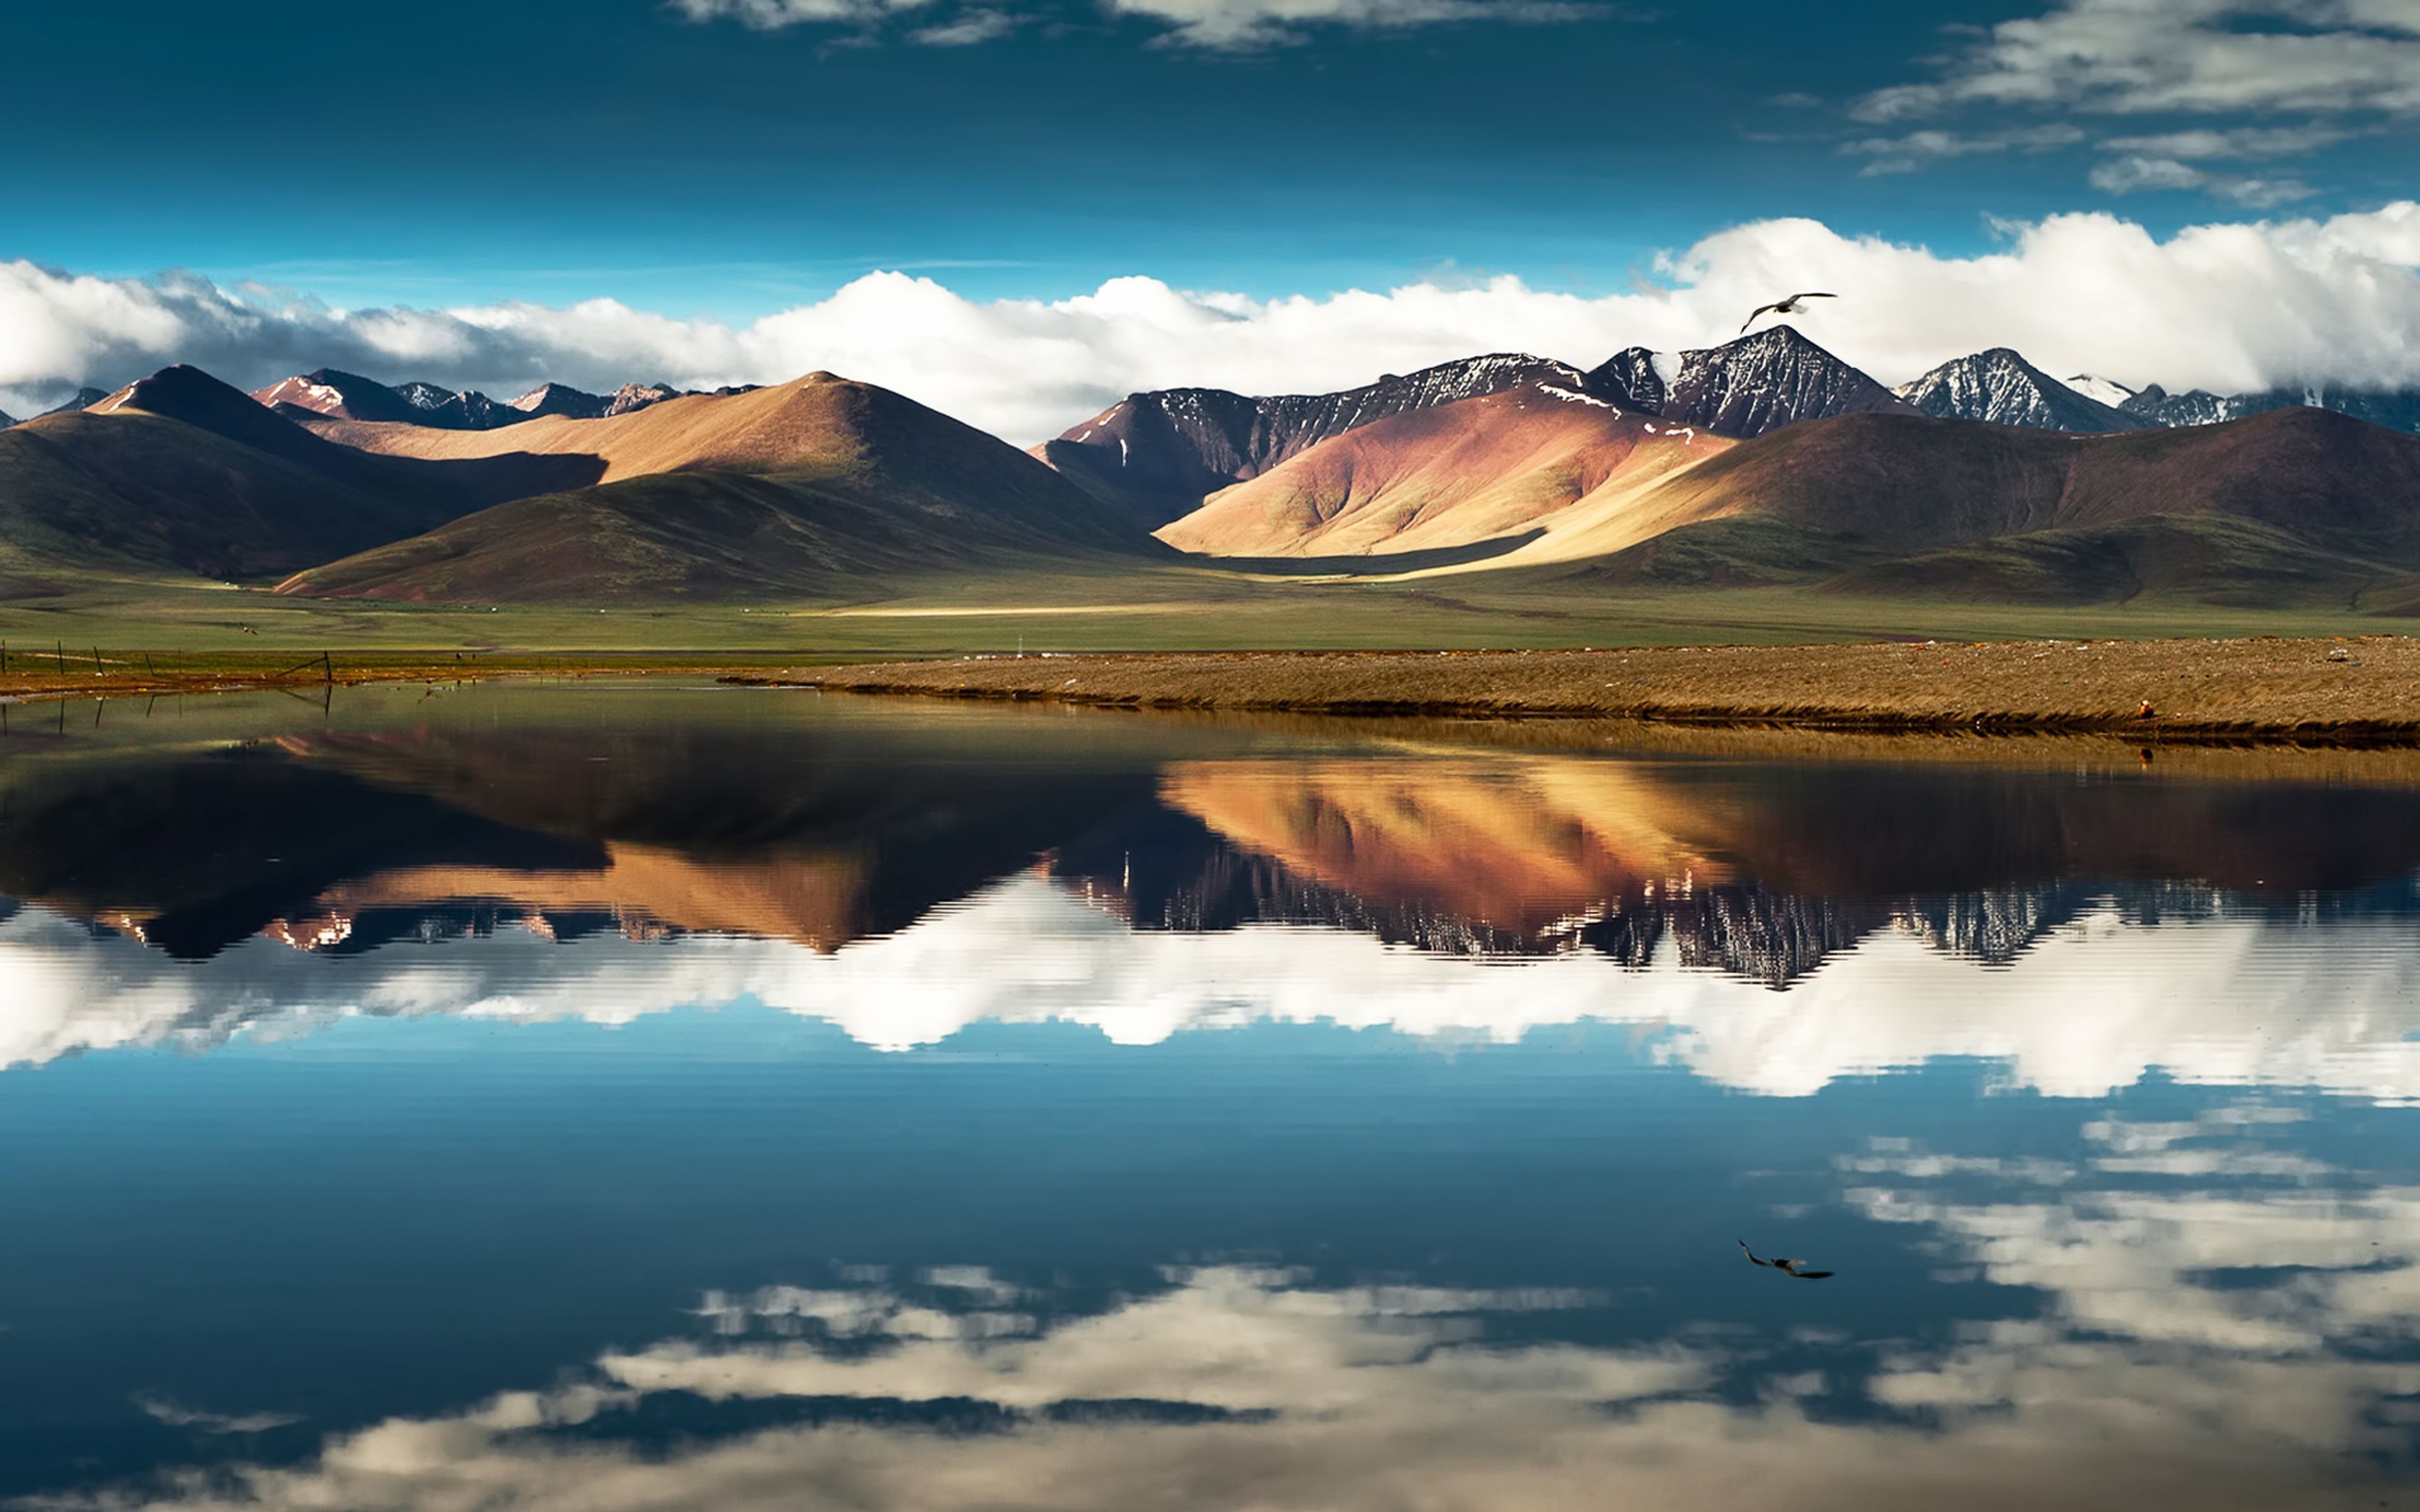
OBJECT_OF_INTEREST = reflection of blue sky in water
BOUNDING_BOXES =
[11,690,2420,1506]
[7,888,2420,1504]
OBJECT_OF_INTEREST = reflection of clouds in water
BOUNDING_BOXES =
[9,875,2420,1101]
[1850,1111,2420,1358]
[130,1394,304,1435]
[59,1256,2417,1512]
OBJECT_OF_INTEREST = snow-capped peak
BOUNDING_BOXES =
[2064,374,2136,408]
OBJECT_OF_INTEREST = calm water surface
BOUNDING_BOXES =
[5,681,2420,1509]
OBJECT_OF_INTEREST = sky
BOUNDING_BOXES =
[4,0,2420,439]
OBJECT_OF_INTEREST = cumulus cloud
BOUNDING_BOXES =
[1856,0,2420,120]
[8,203,2420,441]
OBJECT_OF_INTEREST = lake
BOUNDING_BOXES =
[5,679,2420,1509]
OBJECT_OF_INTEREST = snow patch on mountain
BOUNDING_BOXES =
[2065,374,2136,409]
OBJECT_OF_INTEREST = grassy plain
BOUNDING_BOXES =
[788,637,2420,741]
[3,558,2410,715]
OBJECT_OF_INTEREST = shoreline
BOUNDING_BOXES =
[756,639,2420,745]
[8,638,2416,747]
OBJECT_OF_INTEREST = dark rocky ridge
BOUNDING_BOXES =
[1042,353,1592,522]
[1894,348,2146,433]
[1585,326,1916,438]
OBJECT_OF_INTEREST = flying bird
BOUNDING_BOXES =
[1739,1239,1833,1280]
[1739,292,1836,333]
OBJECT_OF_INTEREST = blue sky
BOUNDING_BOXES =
[4,0,2401,311]
[4,0,2420,435]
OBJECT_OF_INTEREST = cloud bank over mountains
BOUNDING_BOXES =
[7,204,2420,443]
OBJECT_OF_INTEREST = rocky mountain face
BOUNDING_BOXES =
[1042,353,1596,518]
[607,382,682,416]
[417,389,524,430]
[1585,326,1915,438]
[1894,348,2146,432]
[509,382,609,420]
[253,369,432,425]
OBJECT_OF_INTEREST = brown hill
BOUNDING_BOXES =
[299,371,952,482]
[1039,355,1599,527]
[1494,405,2420,600]
[277,374,1171,602]
[1158,383,1729,558]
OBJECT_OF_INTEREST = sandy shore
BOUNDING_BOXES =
[764,637,2420,742]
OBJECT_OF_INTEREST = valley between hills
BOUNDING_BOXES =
[6,329,2420,713]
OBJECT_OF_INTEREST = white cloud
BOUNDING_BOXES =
[909,6,1017,42]
[1097,0,1602,48]
[1857,0,2420,120]
[14,876,2420,1102]
[2089,155,2317,206]
[8,203,2420,441]
[2098,124,2356,159]
[671,0,936,28]
[674,0,1608,47]
[1841,123,2086,176]
[54,1251,2420,1512]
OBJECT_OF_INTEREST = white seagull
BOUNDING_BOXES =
[1739,292,1836,333]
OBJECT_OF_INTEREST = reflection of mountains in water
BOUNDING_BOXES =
[9,692,2420,987]
[1058,805,2406,986]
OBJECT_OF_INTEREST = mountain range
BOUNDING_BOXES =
[6,326,2420,609]
[243,369,742,432]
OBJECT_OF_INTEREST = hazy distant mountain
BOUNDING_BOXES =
[1894,349,2146,432]
[1040,353,1594,525]
[256,369,530,431]
[2122,382,2420,434]
[38,387,112,420]
[0,404,13,428]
